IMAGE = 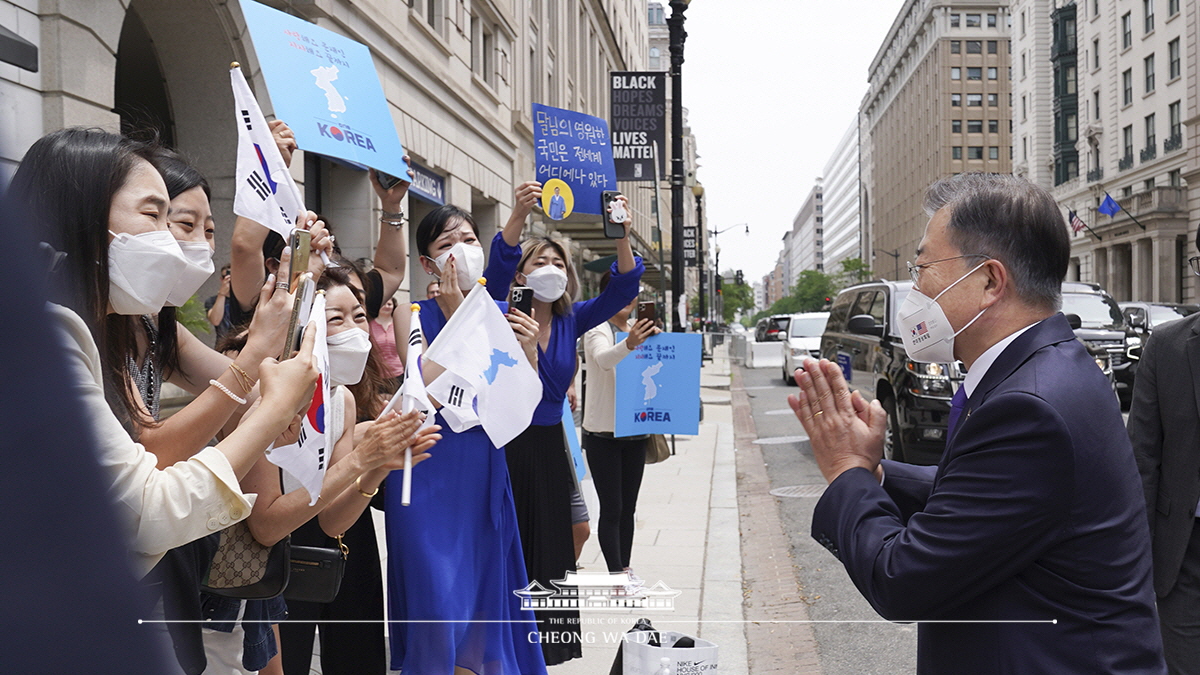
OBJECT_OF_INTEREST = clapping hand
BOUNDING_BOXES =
[788,358,887,484]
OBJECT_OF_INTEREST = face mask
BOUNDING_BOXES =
[523,265,569,302]
[107,230,190,315]
[326,327,372,387]
[432,241,486,290]
[165,241,215,307]
[898,260,990,364]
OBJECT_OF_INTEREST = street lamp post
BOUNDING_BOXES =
[874,248,901,281]
[668,0,689,332]
[693,183,705,327]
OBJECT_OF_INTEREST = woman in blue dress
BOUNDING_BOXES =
[385,204,547,675]
[486,184,644,665]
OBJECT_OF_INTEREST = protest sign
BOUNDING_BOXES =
[533,103,616,217]
[614,333,701,437]
[239,0,409,178]
[610,71,666,181]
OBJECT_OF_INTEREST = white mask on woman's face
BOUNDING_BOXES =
[432,241,486,290]
[326,327,372,386]
[164,241,215,307]
[107,230,190,315]
[523,265,569,302]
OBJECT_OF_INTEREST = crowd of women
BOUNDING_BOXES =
[9,122,660,675]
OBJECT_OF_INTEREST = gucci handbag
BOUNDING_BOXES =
[201,521,290,599]
[284,535,348,604]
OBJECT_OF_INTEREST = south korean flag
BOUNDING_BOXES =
[230,65,305,238]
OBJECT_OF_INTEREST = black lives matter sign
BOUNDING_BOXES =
[610,71,666,182]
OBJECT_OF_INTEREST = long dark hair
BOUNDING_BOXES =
[8,128,156,426]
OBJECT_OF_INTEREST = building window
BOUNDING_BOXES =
[1122,13,1132,48]
[1022,53,1027,78]
[968,93,983,107]
[1169,0,1179,16]
[968,146,984,160]
[952,67,961,80]
[1022,95,1027,120]
[987,13,997,27]
[1146,113,1157,147]
[1123,69,1133,104]
[1169,38,1180,79]
[1093,38,1100,69]
[1067,113,1078,141]
[1020,11,1026,36]
[1145,54,1155,92]
[952,119,962,133]
[1123,125,1134,158]
[1170,169,1182,186]
[426,0,442,31]
[1023,136,1028,160]
[989,119,999,133]
[1094,0,1100,17]
[1065,65,1077,95]
[968,119,983,133]
[952,146,963,159]
[968,67,982,80]
[1144,0,1154,33]
[989,146,1000,160]
[1170,100,1182,136]
[952,93,962,107]
[988,66,998,80]
[1094,90,1101,119]
[988,40,998,54]
[649,47,661,70]
[987,93,998,107]
[951,40,961,54]
[967,40,982,54]
[1145,177,1156,191]
[966,14,981,27]
[951,13,960,27]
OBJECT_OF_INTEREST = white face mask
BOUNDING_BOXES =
[432,241,486,290]
[326,327,372,387]
[165,241,215,307]
[107,230,190,315]
[523,265,569,302]
[898,260,990,364]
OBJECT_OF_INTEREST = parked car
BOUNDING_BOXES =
[1061,283,1136,404]
[820,281,962,465]
[781,311,830,385]
[1119,301,1199,337]
[754,314,791,342]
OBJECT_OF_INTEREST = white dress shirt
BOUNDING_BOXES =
[962,321,1040,397]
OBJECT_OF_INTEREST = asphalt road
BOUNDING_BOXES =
[739,365,918,675]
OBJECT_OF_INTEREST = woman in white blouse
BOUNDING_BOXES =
[8,128,319,577]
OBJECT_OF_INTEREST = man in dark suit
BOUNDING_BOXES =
[1129,236,1200,675]
[791,173,1164,674]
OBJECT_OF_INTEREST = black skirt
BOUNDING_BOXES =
[505,422,583,666]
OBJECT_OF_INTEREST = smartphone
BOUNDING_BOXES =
[637,301,657,325]
[509,286,534,316]
[286,229,311,291]
[602,190,627,239]
[281,273,314,359]
[377,170,403,190]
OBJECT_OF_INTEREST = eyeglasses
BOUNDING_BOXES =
[1189,256,1200,277]
[907,254,990,287]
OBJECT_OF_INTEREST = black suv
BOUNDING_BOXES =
[821,281,962,465]
[1061,283,1134,404]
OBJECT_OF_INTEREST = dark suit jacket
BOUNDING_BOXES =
[812,314,1164,674]
[1128,312,1200,596]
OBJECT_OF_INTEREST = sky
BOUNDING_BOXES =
[681,0,907,285]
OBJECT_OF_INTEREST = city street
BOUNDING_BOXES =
[733,363,917,675]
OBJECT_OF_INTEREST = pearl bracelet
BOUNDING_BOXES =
[209,379,247,405]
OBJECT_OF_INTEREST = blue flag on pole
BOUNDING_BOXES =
[1098,194,1121,216]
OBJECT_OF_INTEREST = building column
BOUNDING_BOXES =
[38,0,125,132]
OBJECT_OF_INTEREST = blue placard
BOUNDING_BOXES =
[240,0,409,179]
[563,400,586,482]
[532,103,616,216]
[613,333,701,437]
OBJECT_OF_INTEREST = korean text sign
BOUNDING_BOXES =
[614,333,701,437]
[533,103,616,216]
[240,0,409,178]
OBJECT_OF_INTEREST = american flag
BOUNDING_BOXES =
[1068,210,1087,234]
[912,321,928,338]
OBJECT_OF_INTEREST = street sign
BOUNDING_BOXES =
[682,225,698,267]
[609,71,666,181]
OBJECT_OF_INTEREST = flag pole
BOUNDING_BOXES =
[400,303,422,507]
[1103,191,1147,231]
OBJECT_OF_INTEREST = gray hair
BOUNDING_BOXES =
[923,173,1068,310]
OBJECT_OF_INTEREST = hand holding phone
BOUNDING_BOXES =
[637,301,657,325]
[602,191,628,239]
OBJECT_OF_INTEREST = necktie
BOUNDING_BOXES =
[947,387,968,438]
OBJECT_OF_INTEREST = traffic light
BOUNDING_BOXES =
[735,270,744,285]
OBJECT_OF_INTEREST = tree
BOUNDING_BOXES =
[792,270,839,312]
[719,269,754,324]
[837,257,873,286]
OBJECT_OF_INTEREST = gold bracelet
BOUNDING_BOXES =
[356,476,379,498]
[228,362,256,394]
